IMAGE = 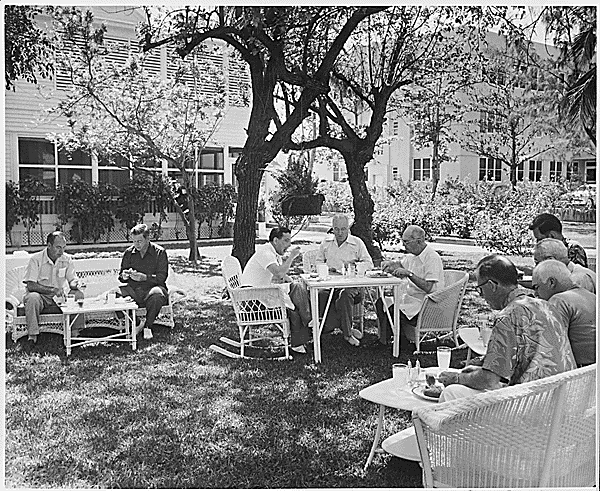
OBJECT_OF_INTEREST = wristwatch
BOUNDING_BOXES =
[408,272,414,279]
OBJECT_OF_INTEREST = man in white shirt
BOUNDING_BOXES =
[533,238,596,294]
[316,214,374,346]
[240,226,311,354]
[372,225,444,349]
[23,231,85,343]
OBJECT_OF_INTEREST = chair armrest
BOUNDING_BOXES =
[231,286,288,309]
[5,294,22,313]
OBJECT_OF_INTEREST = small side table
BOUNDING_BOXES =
[62,298,138,356]
[359,367,460,470]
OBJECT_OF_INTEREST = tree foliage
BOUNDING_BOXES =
[140,6,385,266]
[4,5,53,90]
[46,6,226,262]
[460,37,585,186]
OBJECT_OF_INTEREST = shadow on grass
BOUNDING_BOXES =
[6,251,491,488]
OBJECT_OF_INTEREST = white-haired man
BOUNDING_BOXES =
[532,259,596,367]
[316,214,374,347]
[372,225,444,349]
[533,238,596,294]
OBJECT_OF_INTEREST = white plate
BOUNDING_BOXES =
[411,385,442,402]
[366,271,391,278]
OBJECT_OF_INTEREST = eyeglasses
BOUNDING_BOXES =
[475,279,496,294]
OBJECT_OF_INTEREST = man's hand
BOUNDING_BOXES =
[391,266,411,278]
[287,246,301,260]
[438,370,461,386]
[128,270,147,282]
[381,260,402,273]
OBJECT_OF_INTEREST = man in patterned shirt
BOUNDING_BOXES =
[529,213,588,268]
[438,254,575,401]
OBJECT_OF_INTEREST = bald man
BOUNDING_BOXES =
[533,238,596,294]
[532,259,596,367]
[529,212,588,267]
[373,225,444,349]
[316,214,374,346]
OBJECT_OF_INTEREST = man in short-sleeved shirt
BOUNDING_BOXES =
[316,214,374,346]
[23,231,85,343]
[438,255,575,402]
[241,226,311,353]
[533,259,596,367]
[373,225,444,348]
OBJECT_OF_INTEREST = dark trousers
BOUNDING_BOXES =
[375,297,416,347]
[287,282,312,347]
[119,285,168,329]
[318,288,362,337]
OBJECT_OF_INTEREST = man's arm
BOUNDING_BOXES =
[439,366,503,391]
[356,239,374,268]
[387,263,436,293]
[26,281,62,296]
[267,247,301,280]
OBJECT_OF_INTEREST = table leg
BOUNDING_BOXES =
[64,313,71,356]
[364,404,385,471]
[310,287,320,363]
[131,309,137,351]
[392,286,400,358]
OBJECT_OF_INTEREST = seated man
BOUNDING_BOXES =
[533,238,596,294]
[529,212,588,267]
[119,223,169,339]
[240,226,311,354]
[23,231,85,343]
[533,260,596,367]
[316,214,374,347]
[438,255,575,402]
[372,225,444,349]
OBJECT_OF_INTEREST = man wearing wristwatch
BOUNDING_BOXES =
[119,223,169,338]
[372,225,444,349]
[437,254,575,402]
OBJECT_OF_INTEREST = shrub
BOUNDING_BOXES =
[6,181,20,241]
[114,172,156,238]
[373,178,568,256]
[317,180,353,213]
[18,176,46,245]
[193,182,237,238]
[55,176,117,243]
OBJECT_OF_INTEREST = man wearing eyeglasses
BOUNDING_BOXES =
[372,225,444,349]
[438,254,575,402]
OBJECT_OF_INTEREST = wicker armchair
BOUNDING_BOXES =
[302,248,365,334]
[405,270,468,352]
[413,364,597,488]
[210,255,291,360]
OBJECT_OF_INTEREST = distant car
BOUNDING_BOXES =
[563,184,596,208]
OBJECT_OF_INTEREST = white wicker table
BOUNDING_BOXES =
[359,367,460,470]
[300,272,407,363]
[62,298,138,356]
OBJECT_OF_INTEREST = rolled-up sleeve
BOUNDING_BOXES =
[23,256,42,284]
[357,239,374,268]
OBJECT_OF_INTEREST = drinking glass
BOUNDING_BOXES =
[317,263,328,279]
[437,346,451,370]
[392,363,409,388]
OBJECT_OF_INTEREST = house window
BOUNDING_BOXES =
[516,162,525,182]
[413,158,431,181]
[549,161,563,182]
[392,120,399,136]
[528,160,542,182]
[585,161,596,183]
[18,137,93,193]
[392,167,399,180]
[479,157,502,181]
[479,111,503,133]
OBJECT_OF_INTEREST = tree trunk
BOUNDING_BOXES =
[186,196,200,263]
[344,152,383,266]
[431,138,440,200]
[232,152,264,269]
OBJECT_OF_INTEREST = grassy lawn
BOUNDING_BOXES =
[4,248,534,488]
